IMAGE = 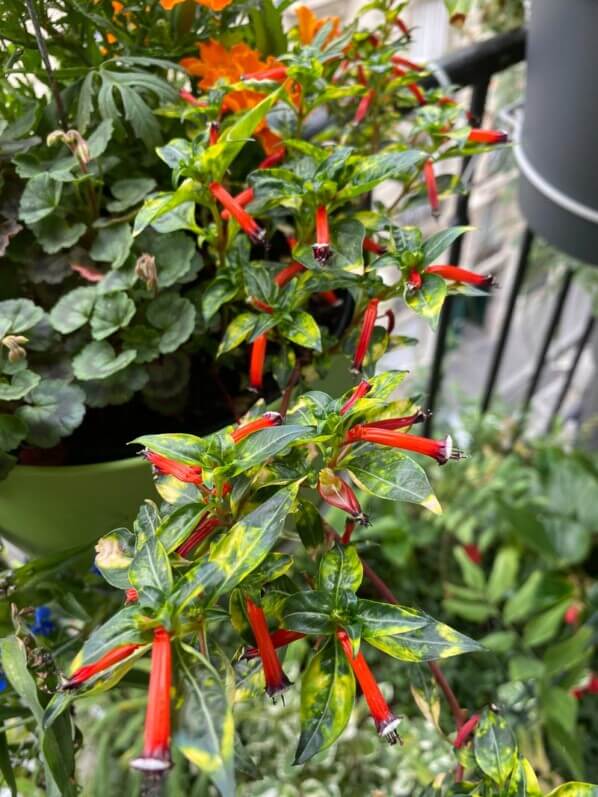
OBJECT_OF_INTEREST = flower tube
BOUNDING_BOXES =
[352,298,379,372]
[467,128,508,145]
[344,427,464,465]
[63,644,142,689]
[209,182,265,244]
[231,412,282,443]
[337,631,401,744]
[423,159,439,217]
[313,206,331,263]
[243,629,305,660]
[245,597,291,699]
[249,334,268,392]
[177,516,221,558]
[143,451,203,486]
[425,265,494,290]
[339,380,371,415]
[131,628,172,773]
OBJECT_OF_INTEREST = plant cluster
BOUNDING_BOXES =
[1,0,504,472]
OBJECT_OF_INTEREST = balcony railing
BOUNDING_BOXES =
[415,28,596,437]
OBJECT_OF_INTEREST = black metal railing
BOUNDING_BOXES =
[418,28,596,437]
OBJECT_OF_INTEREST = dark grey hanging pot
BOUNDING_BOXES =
[517,0,598,265]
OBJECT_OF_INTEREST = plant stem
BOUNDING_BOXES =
[279,362,301,418]
[24,0,68,129]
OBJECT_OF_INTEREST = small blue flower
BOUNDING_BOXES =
[30,606,55,637]
[89,563,102,577]
[0,671,8,692]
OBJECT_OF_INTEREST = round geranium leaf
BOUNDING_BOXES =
[0,370,41,401]
[90,293,136,340]
[0,414,27,452]
[146,293,196,354]
[0,298,45,338]
[16,379,85,448]
[72,341,137,381]
[49,287,97,335]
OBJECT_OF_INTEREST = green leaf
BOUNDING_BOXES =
[87,118,114,158]
[129,537,173,607]
[405,273,447,329]
[0,413,27,452]
[107,177,157,213]
[134,500,161,548]
[133,181,200,236]
[146,293,196,353]
[0,730,17,797]
[282,590,335,634]
[295,637,355,764]
[203,87,284,181]
[0,298,45,337]
[31,217,86,254]
[337,149,424,200]
[72,606,146,668]
[473,707,518,786]
[295,501,325,549]
[202,275,239,322]
[345,445,439,510]
[90,223,133,268]
[365,616,482,662]
[94,527,136,589]
[218,313,257,355]
[176,647,235,797]
[19,174,62,224]
[157,502,205,553]
[281,311,322,351]
[231,425,314,473]
[132,432,206,465]
[355,599,428,637]
[503,572,572,625]
[486,546,519,603]
[0,370,41,401]
[206,483,299,603]
[49,287,97,334]
[141,230,198,288]
[422,226,472,265]
[72,341,137,380]
[454,545,486,591]
[318,543,363,597]
[523,601,567,647]
[16,379,86,447]
[90,292,136,340]
[546,785,598,797]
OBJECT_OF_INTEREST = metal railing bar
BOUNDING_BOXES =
[520,266,575,415]
[481,227,534,412]
[547,315,596,429]
[424,76,491,437]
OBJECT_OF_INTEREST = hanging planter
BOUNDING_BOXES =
[517,0,598,264]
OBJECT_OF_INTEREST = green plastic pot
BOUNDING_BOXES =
[0,456,156,555]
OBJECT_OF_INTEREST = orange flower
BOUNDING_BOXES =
[180,40,296,151]
[296,5,340,46]
[161,0,233,11]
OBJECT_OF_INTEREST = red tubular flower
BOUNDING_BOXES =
[352,298,379,372]
[243,66,288,81]
[318,468,369,525]
[408,82,426,106]
[125,587,139,604]
[423,159,440,217]
[368,33,380,48]
[249,334,267,392]
[231,411,282,443]
[63,644,142,689]
[408,269,423,290]
[362,409,428,431]
[453,713,480,748]
[244,629,305,660]
[143,451,203,486]
[354,89,376,124]
[395,17,411,38]
[564,604,581,625]
[313,205,331,264]
[258,147,286,169]
[337,630,402,744]
[318,290,339,306]
[179,89,207,107]
[467,128,508,145]
[462,543,482,566]
[345,427,464,465]
[275,261,305,287]
[209,121,220,145]
[245,597,291,699]
[131,628,172,773]
[177,516,221,558]
[250,297,274,314]
[364,237,386,255]
[339,380,372,415]
[221,187,254,221]
[391,54,423,72]
[209,182,265,244]
[357,64,367,85]
[425,265,494,290]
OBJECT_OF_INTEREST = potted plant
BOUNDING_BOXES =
[0,0,505,554]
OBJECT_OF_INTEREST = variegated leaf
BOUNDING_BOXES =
[132,432,206,465]
[474,706,518,786]
[129,537,173,607]
[318,543,363,598]
[356,599,428,637]
[282,590,335,634]
[67,607,147,674]
[294,637,355,764]
[156,502,204,553]
[364,616,482,662]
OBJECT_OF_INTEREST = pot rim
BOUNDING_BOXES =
[9,453,145,477]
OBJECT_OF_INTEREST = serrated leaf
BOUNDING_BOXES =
[90,223,133,268]
[72,341,137,380]
[19,174,62,224]
[0,370,41,401]
[0,298,45,337]
[16,379,85,447]
[146,293,196,353]
[49,287,97,334]
[107,177,157,213]
[294,637,355,764]
[31,217,86,254]
[90,292,136,340]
